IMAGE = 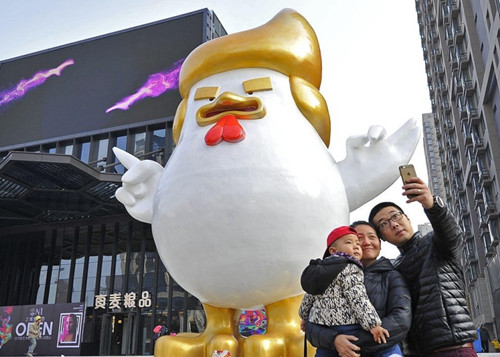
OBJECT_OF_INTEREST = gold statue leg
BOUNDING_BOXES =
[241,295,316,357]
[155,304,239,357]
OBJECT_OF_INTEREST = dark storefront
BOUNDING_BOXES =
[0,205,206,355]
[0,9,225,355]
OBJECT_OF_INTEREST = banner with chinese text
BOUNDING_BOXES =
[0,303,85,356]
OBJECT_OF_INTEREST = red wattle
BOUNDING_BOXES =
[222,115,245,143]
[204,114,245,146]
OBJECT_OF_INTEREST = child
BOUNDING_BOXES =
[299,226,393,357]
[492,338,500,352]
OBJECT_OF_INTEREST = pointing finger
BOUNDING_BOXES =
[121,160,163,184]
[113,147,140,169]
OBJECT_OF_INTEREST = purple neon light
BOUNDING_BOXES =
[106,58,184,113]
[0,59,75,108]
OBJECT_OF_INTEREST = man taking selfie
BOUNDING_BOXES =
[368,175,477,357]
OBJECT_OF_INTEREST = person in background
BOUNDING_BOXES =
[368,176,477,356]
[305,221,411,357]
[480,325,491,353]
[299,226,390,357]
[27,315,42,357]
[153,324,169,344]
[491,338,500,352]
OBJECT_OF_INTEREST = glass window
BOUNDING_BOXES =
[116,135,127,151]
[63,144,73,155]
[59,261,71,279]
[471,262,478,279]
[152,129,166,151]
[134,132,146,157]
[483,185,493,204]
[156,263,168,312]
[187,294,206,333]
[85,277,96,293]
[114,135,127,174]
[142,252,156,292]
[96,138,109,170]
[74,257,85,278]
[115,254,126,275]
[488,219,499,241]
[71,291,80,303]
[36,266,48,304]
[72,278,83,293]
[477,154,487,172]
[151,128,166,165]
[100,276,111,295]
[80,141,91,163]
[85,289,95,307]
[56,280,69,303]
[47,267,59,304]
[87,259,98,278]
[100,250,112,296]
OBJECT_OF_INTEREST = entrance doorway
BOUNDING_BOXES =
[100,312,138,355]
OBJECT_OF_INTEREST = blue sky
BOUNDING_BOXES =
[0,0,432,257]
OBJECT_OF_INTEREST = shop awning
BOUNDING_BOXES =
[0,151,126,228]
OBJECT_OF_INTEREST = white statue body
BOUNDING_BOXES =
[153,68,348,309]
[115,67,419,309]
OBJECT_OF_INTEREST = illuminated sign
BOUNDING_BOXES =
[0,10,207,149]
[94,290,152,310]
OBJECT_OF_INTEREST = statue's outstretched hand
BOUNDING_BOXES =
[113,147,163,223]
[338,118,420,211]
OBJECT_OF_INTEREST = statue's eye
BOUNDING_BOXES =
[194,87,220,101]
[242,77,272,94]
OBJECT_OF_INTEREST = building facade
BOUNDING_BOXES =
[422,112,447,198]
[416,0,500,338]
[0,9,226,355]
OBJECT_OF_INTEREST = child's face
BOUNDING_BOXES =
[328,233,362,260]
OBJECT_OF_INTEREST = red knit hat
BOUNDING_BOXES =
[323,226,359,258]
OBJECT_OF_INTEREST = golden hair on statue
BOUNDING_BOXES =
[173,9,330,147]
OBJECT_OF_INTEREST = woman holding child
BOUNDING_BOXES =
[303,221,412,357]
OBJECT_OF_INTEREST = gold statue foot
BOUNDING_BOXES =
[155,305,238,357]
[155,295,315,357]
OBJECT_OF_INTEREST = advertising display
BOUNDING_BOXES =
[0,11,205,149]
[0,303,85,356]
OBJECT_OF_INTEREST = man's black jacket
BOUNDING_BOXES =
[393,204,477,354]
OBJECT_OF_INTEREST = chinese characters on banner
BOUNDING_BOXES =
[94,291,151,310]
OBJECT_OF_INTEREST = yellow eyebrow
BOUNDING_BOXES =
[194,86,220,100]
[242,77,272,93]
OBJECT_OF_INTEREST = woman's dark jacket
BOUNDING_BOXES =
[393,204,477,354]
[305,256,411,355]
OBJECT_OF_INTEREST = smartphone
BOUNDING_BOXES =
[399,164,417,198]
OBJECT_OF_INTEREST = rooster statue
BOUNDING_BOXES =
[113,8,419,357]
